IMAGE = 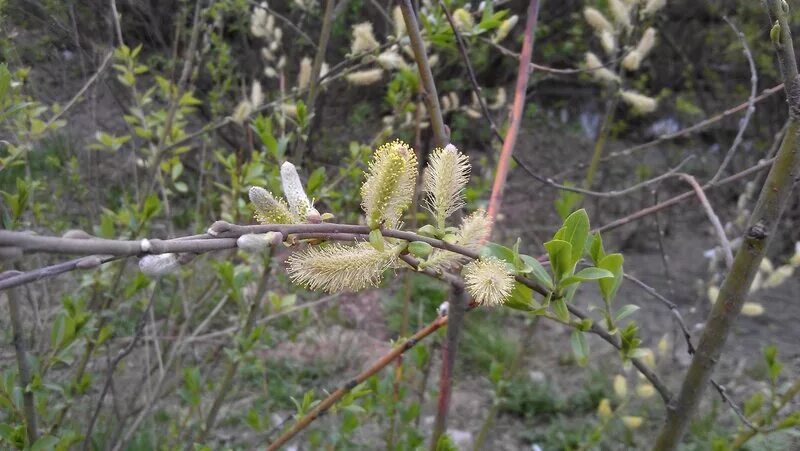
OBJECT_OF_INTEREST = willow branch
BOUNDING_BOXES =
[399,0,447,148]
[653,3,800,448]
[8,287,38,445]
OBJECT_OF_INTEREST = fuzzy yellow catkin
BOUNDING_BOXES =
[250,3,270,38]
[741,302,765,316]
[622,416,643,429]
[231,100,253,125]
[351,22,380,54]
[489,87,507,110]
[707,285,720,304]
[613,375,628,398]
[620,90,658,114]
[493,15,518,42]
[345,68,383,86]
[249,186,296,224]
[287,242,398,293]
[597,399,613,420]
[585,52,620,84]
[423,144,470,229]
[463,257,515,306]
[763,265,794,288]
[423,209,492,271]
[636,383,656,399]
[453,8,474,32]
[361,140,418,229]
[298,57,311,90]
[583,7,613,34]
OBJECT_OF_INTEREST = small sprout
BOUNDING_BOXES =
[306,209,322,224]
[597,398,613,420]
[622,416,644,429]
[620,90,658,114]
[287,242,399,293]
[361,140,418,229]
[139,253,180,276]
[423,144,470,229]
[249,186,296,224]
[351,22,380,55]
[462,257,514,307]
[741,302,765,316]
[613,374,628,398]
[76,256,103,269]
[636,383,656,399]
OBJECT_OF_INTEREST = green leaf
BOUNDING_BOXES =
[369,229,384,251]
[480,242,516,264]
[0,64,11,104]
[31,435,59,451]
[408,241,433,258]
[589,233,605,265]
[552,298,570,323]
[520,255,553,290]
[504,282,536,311]
[306,167,326,195]
[50,314,76,350]
[614,304,640,322]
[570,331,589,366]
[562,208,590,266]
[561,267,615,286]
[544,239,572,282]
[597,253,624,303]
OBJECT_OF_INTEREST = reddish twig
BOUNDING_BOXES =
[486,0,540,227]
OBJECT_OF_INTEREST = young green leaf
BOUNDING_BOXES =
[552,298,570,323]
[561,267,615,286]
[571,330,589,366]
[614,304,640,322]
[520,254,554,290]
[598,253,624,302]
[544,239,573,281]
[562,208,590,265]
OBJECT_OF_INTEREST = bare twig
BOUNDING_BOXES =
[8,287,38,444]
[710,17,758,183]
[677,174,733,268]
[487,0,540,226]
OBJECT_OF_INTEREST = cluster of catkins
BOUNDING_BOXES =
[583,0,666,114]
[247,141,515,307]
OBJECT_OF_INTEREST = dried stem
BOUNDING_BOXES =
[653,2,800,448]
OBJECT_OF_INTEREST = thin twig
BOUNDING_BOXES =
[486,0,540,226]
[677,174,733,268]
[710,17,758,184]
[8,287,38,444]
[45,51,114,128]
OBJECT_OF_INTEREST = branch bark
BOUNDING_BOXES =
[653,2,800,448]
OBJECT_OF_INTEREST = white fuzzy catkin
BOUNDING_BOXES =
[280,162,314,218]
[139,254,180,276]
[376,51,407,70]
[583,7,613,34]
[345,68,383,86]
[585,52,620,84]
[298,57,312,90]
[250,81,263,109]
[608,0,632,30]
[600,30,617,55]
[620,90,658,114]
[622,28,657,71]
[392,6,406,38]
[237,233,272,253]
[351,22,380,55]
